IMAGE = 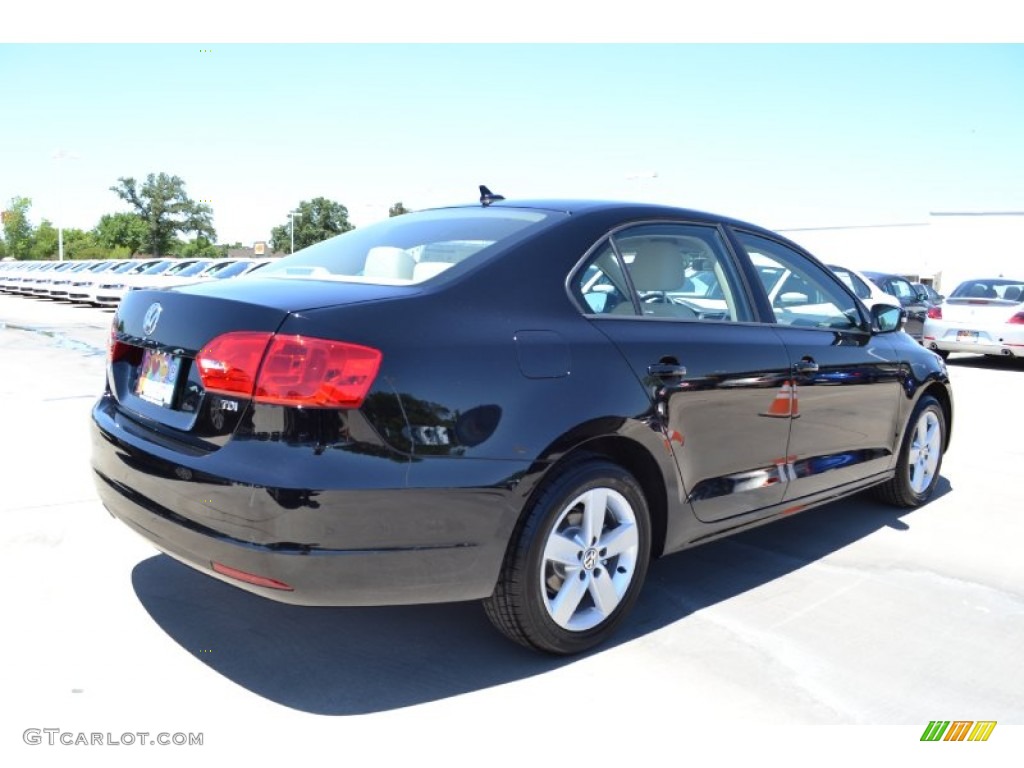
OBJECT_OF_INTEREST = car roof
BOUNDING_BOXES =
[427,198,763,230]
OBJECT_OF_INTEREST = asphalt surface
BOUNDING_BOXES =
[2,292,1021,766]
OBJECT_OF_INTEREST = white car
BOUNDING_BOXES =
[66,260,123,303]
[126,259,215,292]
[923,277,1024,359]
[92,259,168,307]
[828,264,901,310]
[47,260,103,300]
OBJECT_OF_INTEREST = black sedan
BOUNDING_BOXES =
[91,191,953,654]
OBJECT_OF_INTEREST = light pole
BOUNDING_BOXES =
[289,210,302,254]
[52,149,80,261]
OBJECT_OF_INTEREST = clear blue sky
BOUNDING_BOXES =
[2,42,1022,245]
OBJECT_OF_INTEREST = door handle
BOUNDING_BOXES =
[794,357,819,374]
[648,362,687,379]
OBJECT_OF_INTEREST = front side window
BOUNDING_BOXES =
[572,223,751,322]
[736,231,863,330]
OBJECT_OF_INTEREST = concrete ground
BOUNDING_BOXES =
[1,293,1021,766]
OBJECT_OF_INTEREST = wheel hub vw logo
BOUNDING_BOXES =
[582,548,599,571]
[142,302,163,337]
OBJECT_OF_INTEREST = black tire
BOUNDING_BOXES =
[483,459,652,655]
[874,395,946,507]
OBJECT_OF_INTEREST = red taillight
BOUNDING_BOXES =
[257,335,382,408]
[1009,312,1024,325]
[196,332,382,408]
[108,317,142,364]
[927,306,942,320]
[196,331,274,397]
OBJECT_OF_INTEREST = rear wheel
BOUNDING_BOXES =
[874,395,945,507]
[483,460,651,655]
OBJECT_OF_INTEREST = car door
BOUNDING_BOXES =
[731,231,905,500]
[572,222,794,534]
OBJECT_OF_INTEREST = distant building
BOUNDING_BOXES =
[780,212,1024,292]
[224,245,286,260]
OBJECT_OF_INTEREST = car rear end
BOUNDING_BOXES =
[923,279,1024,358]
[91,205,564,607]
[93,279,505,604]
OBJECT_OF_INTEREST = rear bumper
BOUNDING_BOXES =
[928,341,1023,357]
[91,398,528,606]
[924,326,1024,357]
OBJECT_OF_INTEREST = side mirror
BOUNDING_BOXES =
[871,304,904,333]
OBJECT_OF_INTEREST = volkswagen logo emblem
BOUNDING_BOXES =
[582,547,599,571]
[142,303,163,337]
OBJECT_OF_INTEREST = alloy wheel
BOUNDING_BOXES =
[539,487,640,632]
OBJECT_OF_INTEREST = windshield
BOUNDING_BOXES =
[258,207,557,285]
[203,260,251,278]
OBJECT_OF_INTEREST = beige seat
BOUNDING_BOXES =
[364,247,415,281]
[613,241,694,318]
[413,261,453,282]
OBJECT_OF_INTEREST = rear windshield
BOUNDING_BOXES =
[258,207,556,285]
[950,278,1024,301]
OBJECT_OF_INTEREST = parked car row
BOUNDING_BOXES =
[0,256,277,306]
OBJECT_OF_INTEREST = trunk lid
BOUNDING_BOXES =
[107,278,418,445]
[939,297,1021,325]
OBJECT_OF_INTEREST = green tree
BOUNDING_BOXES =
[2,196,34,260]
[389,201,410,217]
[63,228,98,260]
[30,219,59,260]
[94,212,149,255]
[178,235,219,259]
[110,173,216,256]
[270,197,353,253]
[76,244,122,261]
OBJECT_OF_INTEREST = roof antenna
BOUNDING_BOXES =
[479,185,505,206]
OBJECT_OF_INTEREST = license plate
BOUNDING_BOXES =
[956,330,979,341]
[135,349,182,407]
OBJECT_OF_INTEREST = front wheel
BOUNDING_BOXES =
[483,460,651,655]
[874,394,946,507]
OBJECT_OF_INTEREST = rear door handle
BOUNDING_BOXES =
[648,363,687,379]
[794,357,819,374]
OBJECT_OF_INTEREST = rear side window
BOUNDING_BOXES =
[258,207,556,285]
[573,223,752,322]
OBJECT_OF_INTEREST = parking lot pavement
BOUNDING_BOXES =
[2,294,1022,765]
